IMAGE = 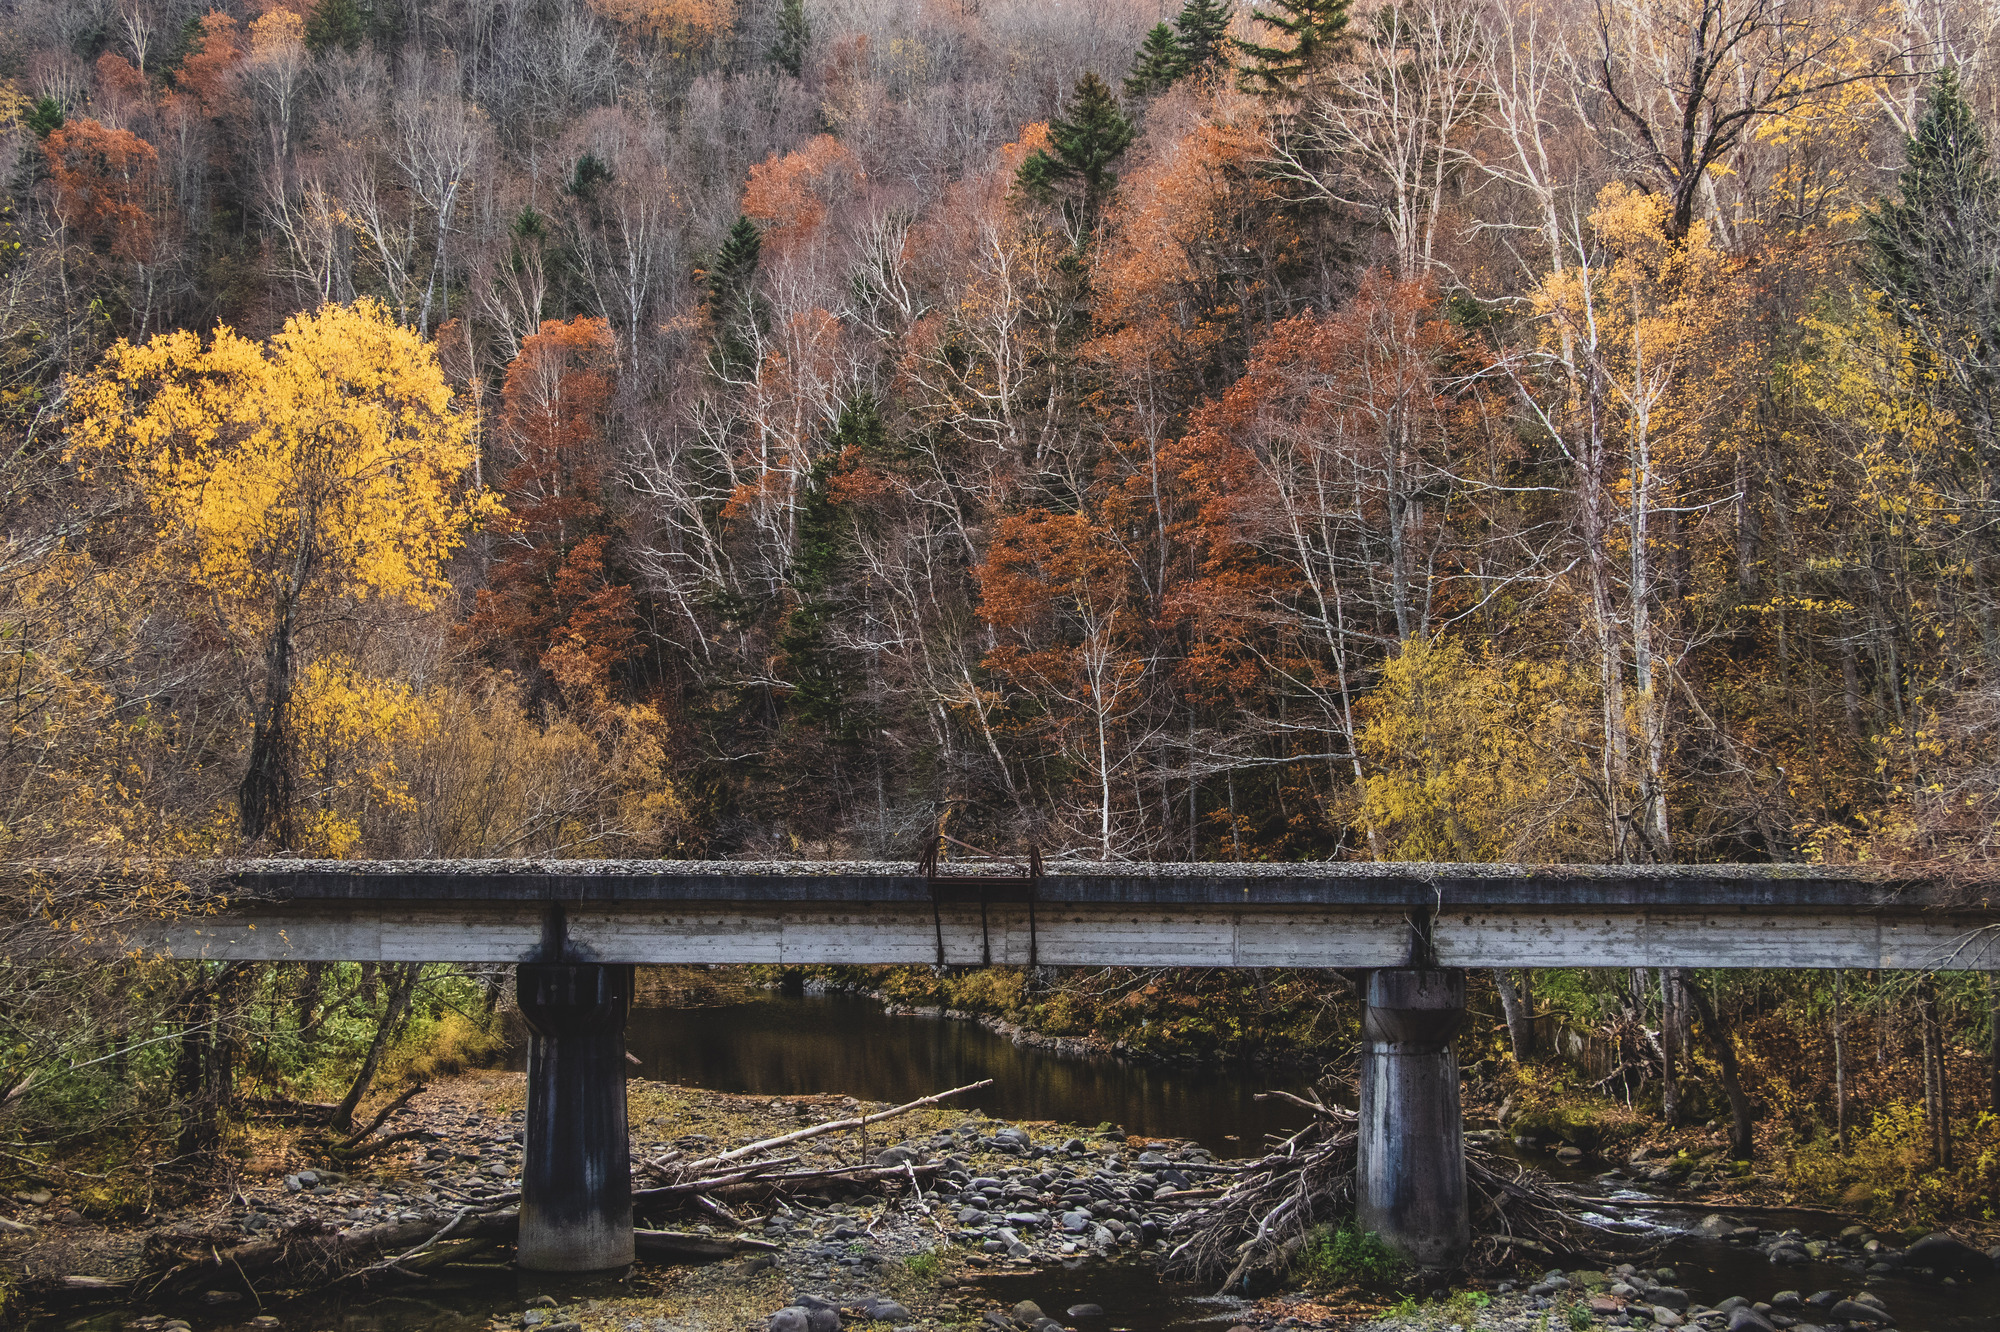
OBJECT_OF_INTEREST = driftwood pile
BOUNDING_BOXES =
[1163,1089,1633,1293]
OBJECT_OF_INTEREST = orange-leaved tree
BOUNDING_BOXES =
[742,135,862,257]
[1164,274,1503,855]
[979,508,1154,858]
[44,118,171,332]
[466,315,639,700]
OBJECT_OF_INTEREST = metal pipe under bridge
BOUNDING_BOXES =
[32,860,1999,1277]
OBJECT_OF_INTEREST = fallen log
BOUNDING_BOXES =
[633,1160,944,1207]
[395,1235,498,1274]
[39,1275,126,1296]
[633,1230,779,1262]
[239,1097,338,1125]
[145,1208,521,1289]
[334,1129,430,1162]
[334,1083,427,1151]
[143,1206,789,1294]
[653,1079,993,1177]
[629,1156,801,1203]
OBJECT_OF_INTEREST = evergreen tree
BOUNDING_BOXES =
[567,153,614,202]
[1125,23,1185,98]
[1866,69,2000,455]
[1232,0,1349,97]
[305,0,372,53]
[778,397,883,737]
[770,0,810,77]
[703,216,767,379]
[1014,71,1137,223]
[1173,0,1234,73]
[23,97,63,140]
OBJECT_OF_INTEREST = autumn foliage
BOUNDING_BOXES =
[45,119,164,265]
[5,0,1991,876]
[467,316,639,699]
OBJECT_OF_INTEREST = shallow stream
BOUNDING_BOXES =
[29,991,2000,1332]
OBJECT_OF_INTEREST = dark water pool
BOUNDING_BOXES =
[617,992,1318,1155]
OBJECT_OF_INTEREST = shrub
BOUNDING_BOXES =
[1295,1223,1405,1289]
[1782,1101,2000,1226]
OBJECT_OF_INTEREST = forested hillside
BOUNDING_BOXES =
[5,0,2000,1260]
[6,0,1999,869]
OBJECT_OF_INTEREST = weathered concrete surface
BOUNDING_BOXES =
[1358,968,1469,1269]
[516,963,635,1272]
[224,858,1943,908]
[17,860,1998,970]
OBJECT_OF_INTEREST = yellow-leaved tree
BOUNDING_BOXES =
[67,299,495,846]
[1356,637,1602,863]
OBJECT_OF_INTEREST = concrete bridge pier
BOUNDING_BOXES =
[1357,967,1469,1270]
[517,963,636,1272]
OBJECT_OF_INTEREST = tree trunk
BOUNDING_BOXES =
[296,962,325,1042]
[1683,974,1754,1160]
[1833,969,1849,1154]
[172,968,215,1162]
[238,685,294,847]
[1493,969,1536,1060]
[206,964,248,1134]
[174,963,247,1167]
[240,570,308,845]
[1987,974,2000,1115]
[1660,968,1681,1126]
[1919,975,1950,1169]
[331,964,420,1134]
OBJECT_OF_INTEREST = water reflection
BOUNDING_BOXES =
[619,993,1317,1155]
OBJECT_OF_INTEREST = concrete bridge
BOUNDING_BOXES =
[50,859,2000,1275]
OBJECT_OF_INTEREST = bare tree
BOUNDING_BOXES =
[1276,0,1488,277]
[1590,0,1905,239]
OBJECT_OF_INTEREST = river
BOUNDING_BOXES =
[29,991,2000,1332]
[617,991,1319,1153]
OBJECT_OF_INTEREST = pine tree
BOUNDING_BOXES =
[567,153,614,202]
[305,0,371,53]
[1866,68,2000,453]
[1014,71,1137,222]
[770,0,810,77]
[1173,0,1234,74]
[23,97,63,140]
[1125,23,1185,98]
[703,216,767,379]
[1232,0,1348,97]
[778,397,883,736]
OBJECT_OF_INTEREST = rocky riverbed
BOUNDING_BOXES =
[10,1071,1999,1332]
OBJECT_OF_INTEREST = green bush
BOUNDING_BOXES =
[1295,1223,1405,1289]
[1782,1102,2000,1227]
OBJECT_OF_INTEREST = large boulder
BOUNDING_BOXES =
[1904,1232,1990,1277]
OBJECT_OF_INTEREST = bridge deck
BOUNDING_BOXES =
[50,860,1998,971]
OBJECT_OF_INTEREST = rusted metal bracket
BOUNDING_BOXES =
[917,830,1042,968]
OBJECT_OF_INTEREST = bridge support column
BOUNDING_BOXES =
[517,963,635,1272]
[1358,967,1468,1270]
